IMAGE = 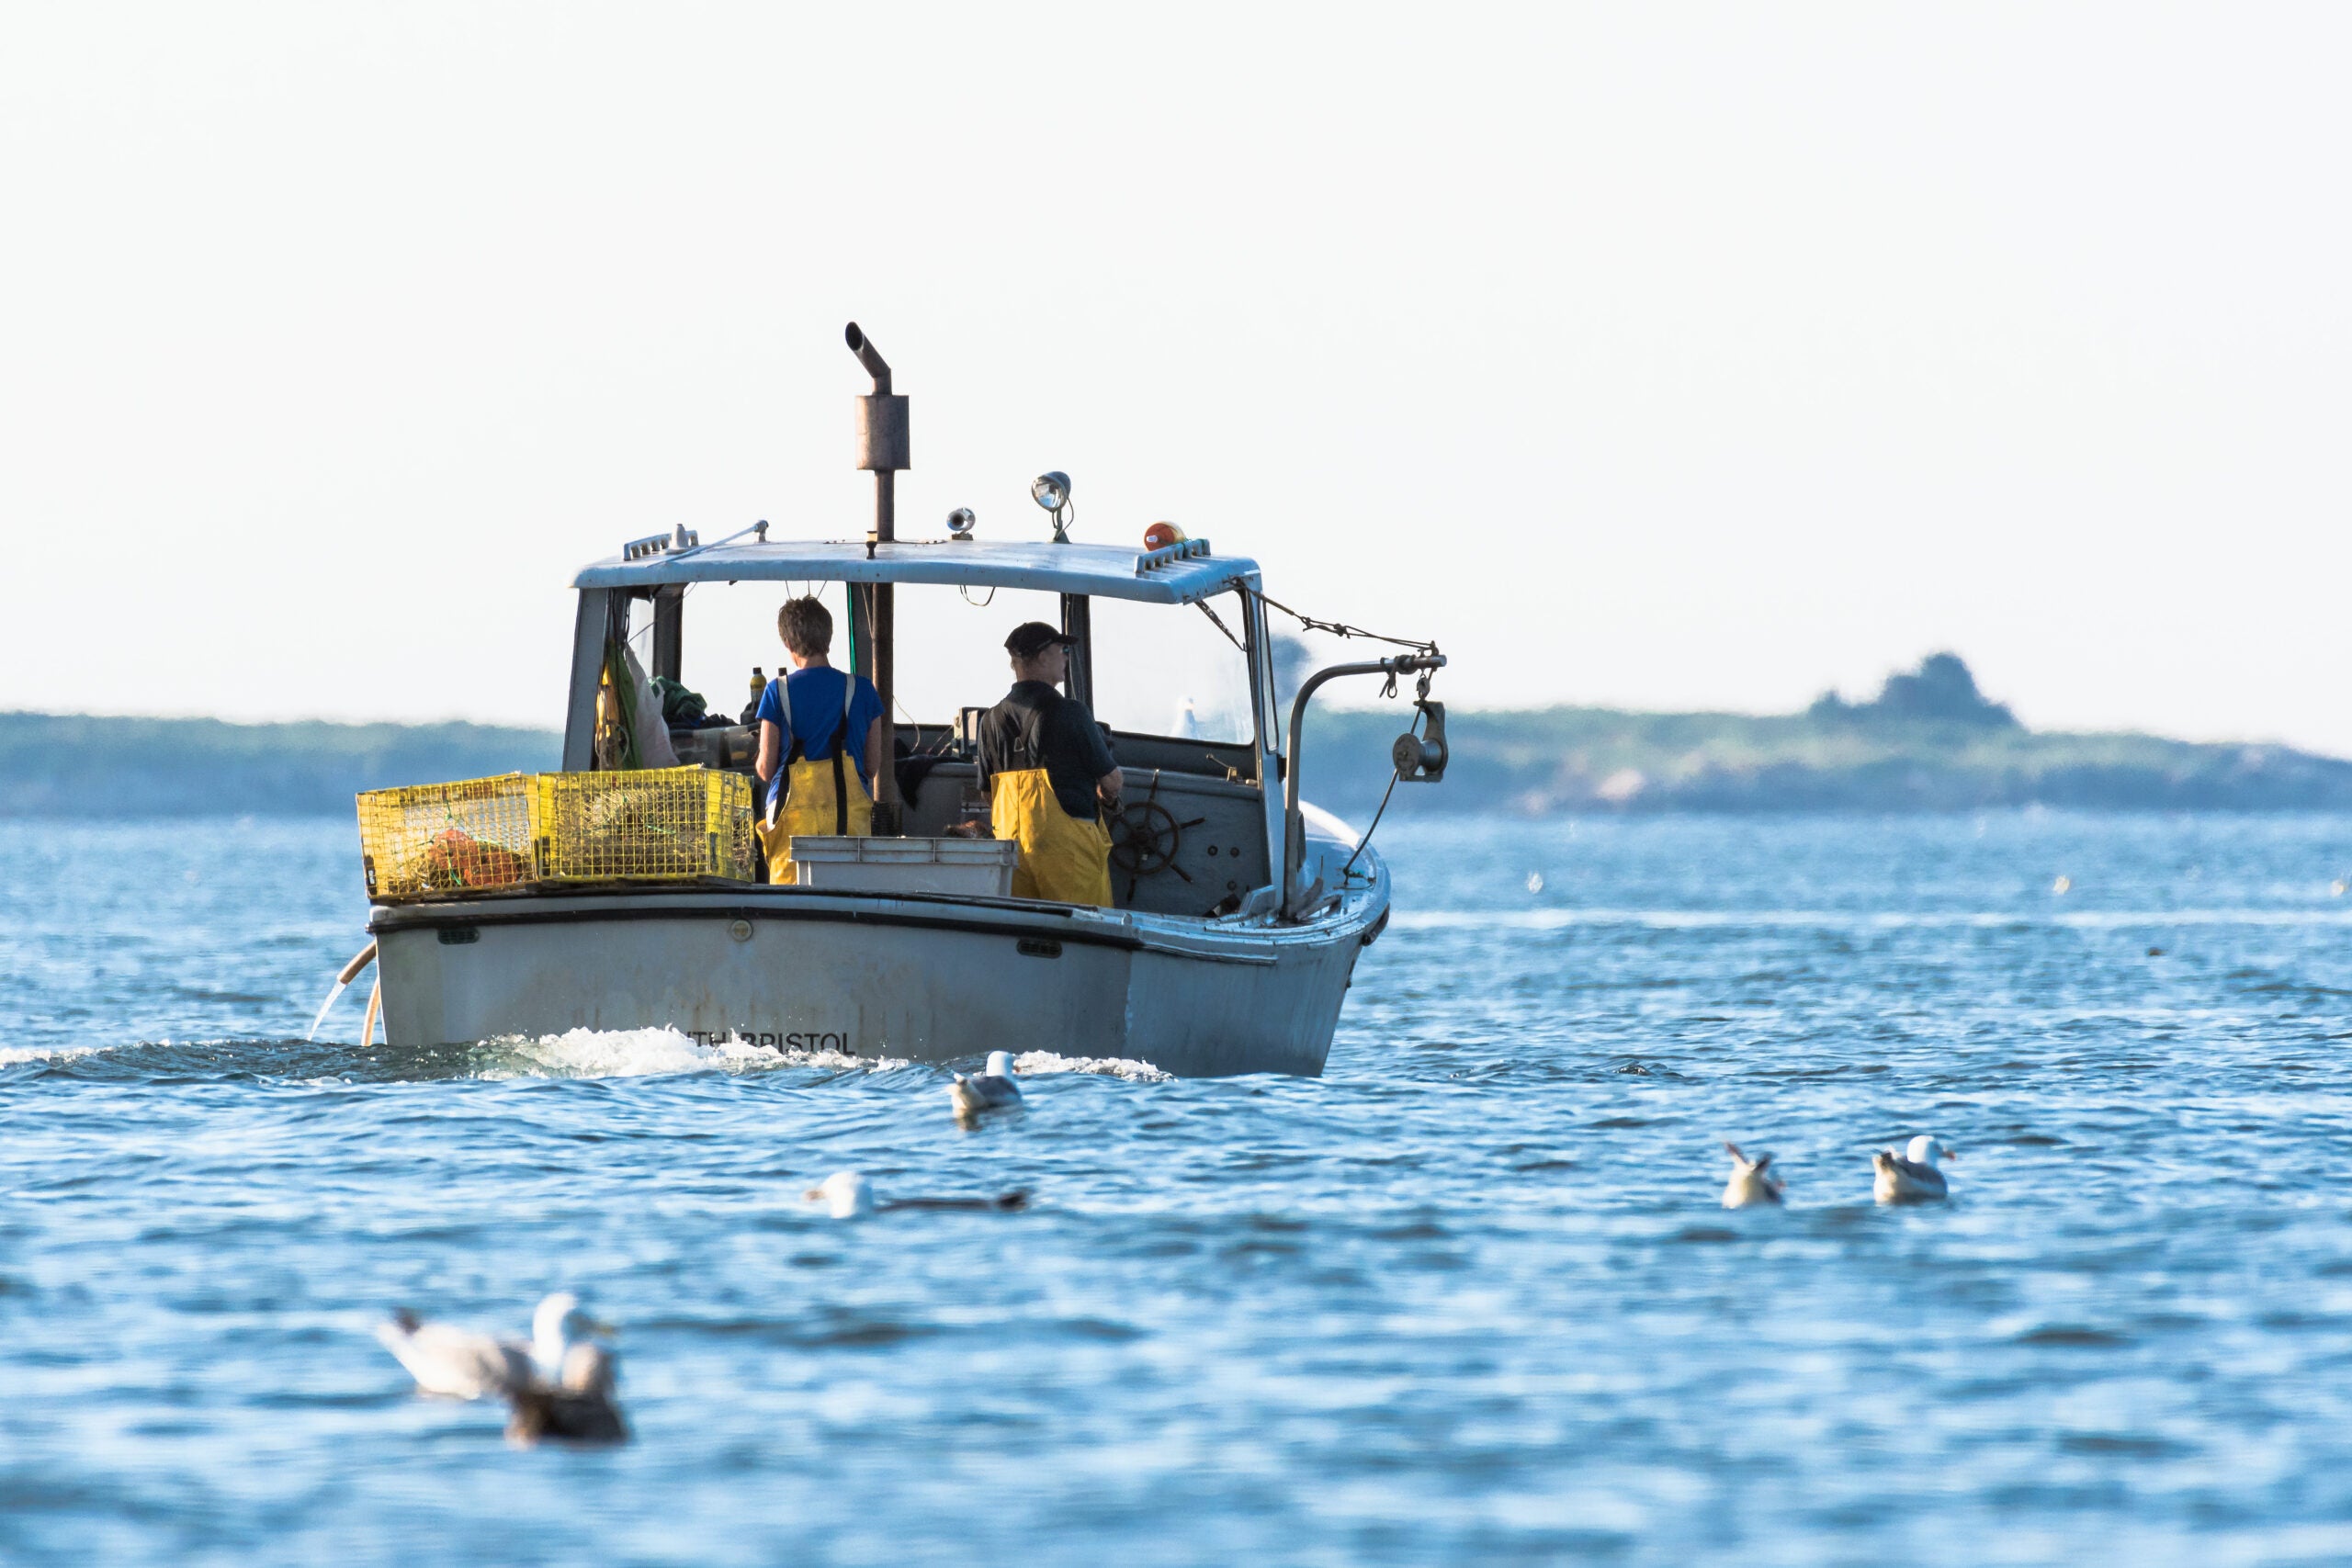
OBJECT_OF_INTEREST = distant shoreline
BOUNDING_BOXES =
[0,712,560,819]
[6,707,2349,820]
[1307,706,2352,818]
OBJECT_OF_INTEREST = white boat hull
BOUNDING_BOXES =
[369,859,1387,1077]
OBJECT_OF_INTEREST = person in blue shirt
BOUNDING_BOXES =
[752,596,886,884]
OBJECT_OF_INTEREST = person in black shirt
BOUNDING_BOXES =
[978,622,1125,905]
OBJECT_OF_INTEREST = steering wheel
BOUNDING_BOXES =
[1109,799,1194,880]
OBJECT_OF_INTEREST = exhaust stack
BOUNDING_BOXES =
[843,322,907,831]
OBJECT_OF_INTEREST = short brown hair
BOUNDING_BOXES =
[778,596,832,657]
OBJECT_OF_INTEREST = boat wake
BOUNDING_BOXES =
[473,1027,910,1079]
[1,1042,107,1069]
[1012,1051,1171,1082]
[1,1028,912,1084]
[2,1032,1161,1084]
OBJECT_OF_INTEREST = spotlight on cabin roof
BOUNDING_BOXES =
[1031,471,1073,544]
[947,507,976,540]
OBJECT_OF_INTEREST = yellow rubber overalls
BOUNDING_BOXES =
[756,675,872,886]
[990,769,1113,907]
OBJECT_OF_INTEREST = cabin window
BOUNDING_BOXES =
[618,579,1252,747]
[654,580,1071,726]
[659,580,863,722]
[1088,591,1256,744]
[884,586,1066,719]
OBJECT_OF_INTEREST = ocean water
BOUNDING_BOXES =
[4,812,2351,1565]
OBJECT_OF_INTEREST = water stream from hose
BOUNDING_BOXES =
[305,941,378,1042]
[303,978,350,1043]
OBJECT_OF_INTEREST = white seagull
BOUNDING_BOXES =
[375,1291,608,1401]
[1721,1142,1785,1208]
[1873,1134,1954,1204]
[806,1170,877,1219]
[949,1051,1024,1119]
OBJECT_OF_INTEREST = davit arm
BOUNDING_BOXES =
[1282,653,1447,920]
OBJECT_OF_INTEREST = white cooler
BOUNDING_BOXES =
[788,835,1019,897]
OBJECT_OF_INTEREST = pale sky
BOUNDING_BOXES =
[4,5,2346,751]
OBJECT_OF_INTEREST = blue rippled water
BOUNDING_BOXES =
[5,812,2352,1564]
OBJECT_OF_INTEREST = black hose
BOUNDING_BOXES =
[1340,709,1419,881]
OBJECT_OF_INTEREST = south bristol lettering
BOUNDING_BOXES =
[689,1029,854,1052]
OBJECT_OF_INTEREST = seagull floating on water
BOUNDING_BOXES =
[1721,1142,1785,1208]
[1873,1134,1953,1204]
[949,1051,1024,1119]
[804,1169,1030,1219]
[807,1170,877,1218]
[376,1291,592,1400]
[376,1291,626,1443]
[504,1338,628,1447]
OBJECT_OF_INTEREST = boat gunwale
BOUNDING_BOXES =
[364,858,1389,962]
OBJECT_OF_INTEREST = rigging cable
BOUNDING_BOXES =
[1194,598,1247,652]
[1249,589,1440,655]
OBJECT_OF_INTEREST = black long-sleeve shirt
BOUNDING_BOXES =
[978,681,1119,821]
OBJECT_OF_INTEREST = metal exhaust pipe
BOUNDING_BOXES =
[843,321,908,831]
[847,323,910,476]
[844,321,891,394]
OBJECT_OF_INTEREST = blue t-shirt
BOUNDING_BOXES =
[754,666,885,811]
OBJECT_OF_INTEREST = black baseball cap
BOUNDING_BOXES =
[1005,621,1078,658]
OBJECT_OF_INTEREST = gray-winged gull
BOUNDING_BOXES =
[1872,1134,1953,1204]
[949,1051,1024,1119]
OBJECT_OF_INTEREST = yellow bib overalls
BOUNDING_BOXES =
[755,677,872,885]
[990,768,1113,907]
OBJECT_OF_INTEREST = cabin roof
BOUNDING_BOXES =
[571,535,1259,605]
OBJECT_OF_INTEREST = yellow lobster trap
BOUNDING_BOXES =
[356,768,757,901]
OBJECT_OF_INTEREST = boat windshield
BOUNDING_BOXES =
[653,580,1254,743]
[1089,593,1253,743]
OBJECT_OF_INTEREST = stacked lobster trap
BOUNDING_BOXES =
[356,768,756,901]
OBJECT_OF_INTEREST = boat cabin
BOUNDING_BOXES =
[561,530,1286,919]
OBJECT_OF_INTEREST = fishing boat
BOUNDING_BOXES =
[355,327,1447,1077]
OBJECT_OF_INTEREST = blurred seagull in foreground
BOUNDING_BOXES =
[807,1170,877,1219]
[1873,1134,1953,1204]
[949,1051,1023,1119]
[376,1291,603,1401]
[375,1306,530,1401]
[377,1291,627,1446]
[1721,1143,1785,1208]
[805,1169,1029,1220]
[504,1338,628,1447]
